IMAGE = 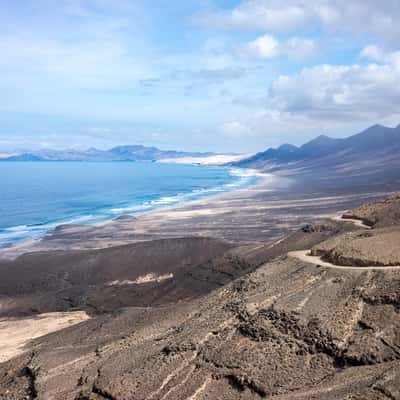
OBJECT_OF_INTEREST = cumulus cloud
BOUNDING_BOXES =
[2,0,400,151]
[240,34,317,60]
[194,0,400,43]
[192,1,400,134]
[266,48,400,121]
[245,34,279,58]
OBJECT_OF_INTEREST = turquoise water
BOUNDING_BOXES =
[0,162,258,248]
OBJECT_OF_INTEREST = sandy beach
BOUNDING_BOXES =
[0,171,397,260]
[158,154,253,165]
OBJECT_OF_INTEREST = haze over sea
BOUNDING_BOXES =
[0,161,258,248]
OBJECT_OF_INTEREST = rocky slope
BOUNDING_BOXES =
[0,238,236,317]
[311,227,400,267]
[311,195,400,267]
[343,194,400,227]
[0,197,400,399]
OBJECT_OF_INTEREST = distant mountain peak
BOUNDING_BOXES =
[233,122,400,171]
[307,134,334,143]
[278,144,298,152]
[300,134,339,154]
[0,144,216,162]
[368,123,385,130]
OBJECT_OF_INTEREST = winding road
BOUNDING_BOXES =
[330,215,371,229]
[288,214,400,271]
[288,250,400,271]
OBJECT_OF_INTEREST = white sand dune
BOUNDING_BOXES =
[158,154,252,165]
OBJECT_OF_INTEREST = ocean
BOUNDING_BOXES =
[0,161,258,248]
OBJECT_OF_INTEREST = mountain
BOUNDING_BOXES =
[0,145,215,162]
[233,124,400,179]
[109,145,214,161]
[4,153,45,161]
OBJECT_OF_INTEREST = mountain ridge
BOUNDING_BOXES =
[2,123,399,169]
[0,145,216,162]
[233,123,400,175]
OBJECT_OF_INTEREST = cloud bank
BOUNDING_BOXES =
[1,0,400,151]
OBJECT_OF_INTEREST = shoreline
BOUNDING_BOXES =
[0,167,270,259]
[95,168,274,227]
[0,165,264,252]
[2,158,399,261]
[1,169,395,260]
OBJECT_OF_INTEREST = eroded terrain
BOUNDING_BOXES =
[0,196,400,399]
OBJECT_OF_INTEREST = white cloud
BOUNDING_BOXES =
[266,49,400,121]
[195,0,400,43]
[1,0,400,152]
[241,34,317,60]
[360,45,400,67]
[194,1,312,32]
[246,34,279,58]
[360,45,385,62]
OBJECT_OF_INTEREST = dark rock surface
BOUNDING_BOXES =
[1,197,400,399]
[0,237,235,317]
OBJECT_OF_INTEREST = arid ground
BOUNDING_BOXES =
[1,173,400,399]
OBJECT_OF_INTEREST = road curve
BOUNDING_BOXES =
[287,214,399,271]
[331,215,371,229]
[288,250,400,271]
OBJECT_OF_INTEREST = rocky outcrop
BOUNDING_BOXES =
[311,227,400,267]
[343,194,400,227]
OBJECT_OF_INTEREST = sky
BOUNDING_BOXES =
[1,0,400,153]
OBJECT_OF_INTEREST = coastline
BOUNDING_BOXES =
[0,166,394,261]
[0,166,267,259]
[2,190,400,398]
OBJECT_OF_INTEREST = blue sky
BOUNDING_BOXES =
[1,0,400,152]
